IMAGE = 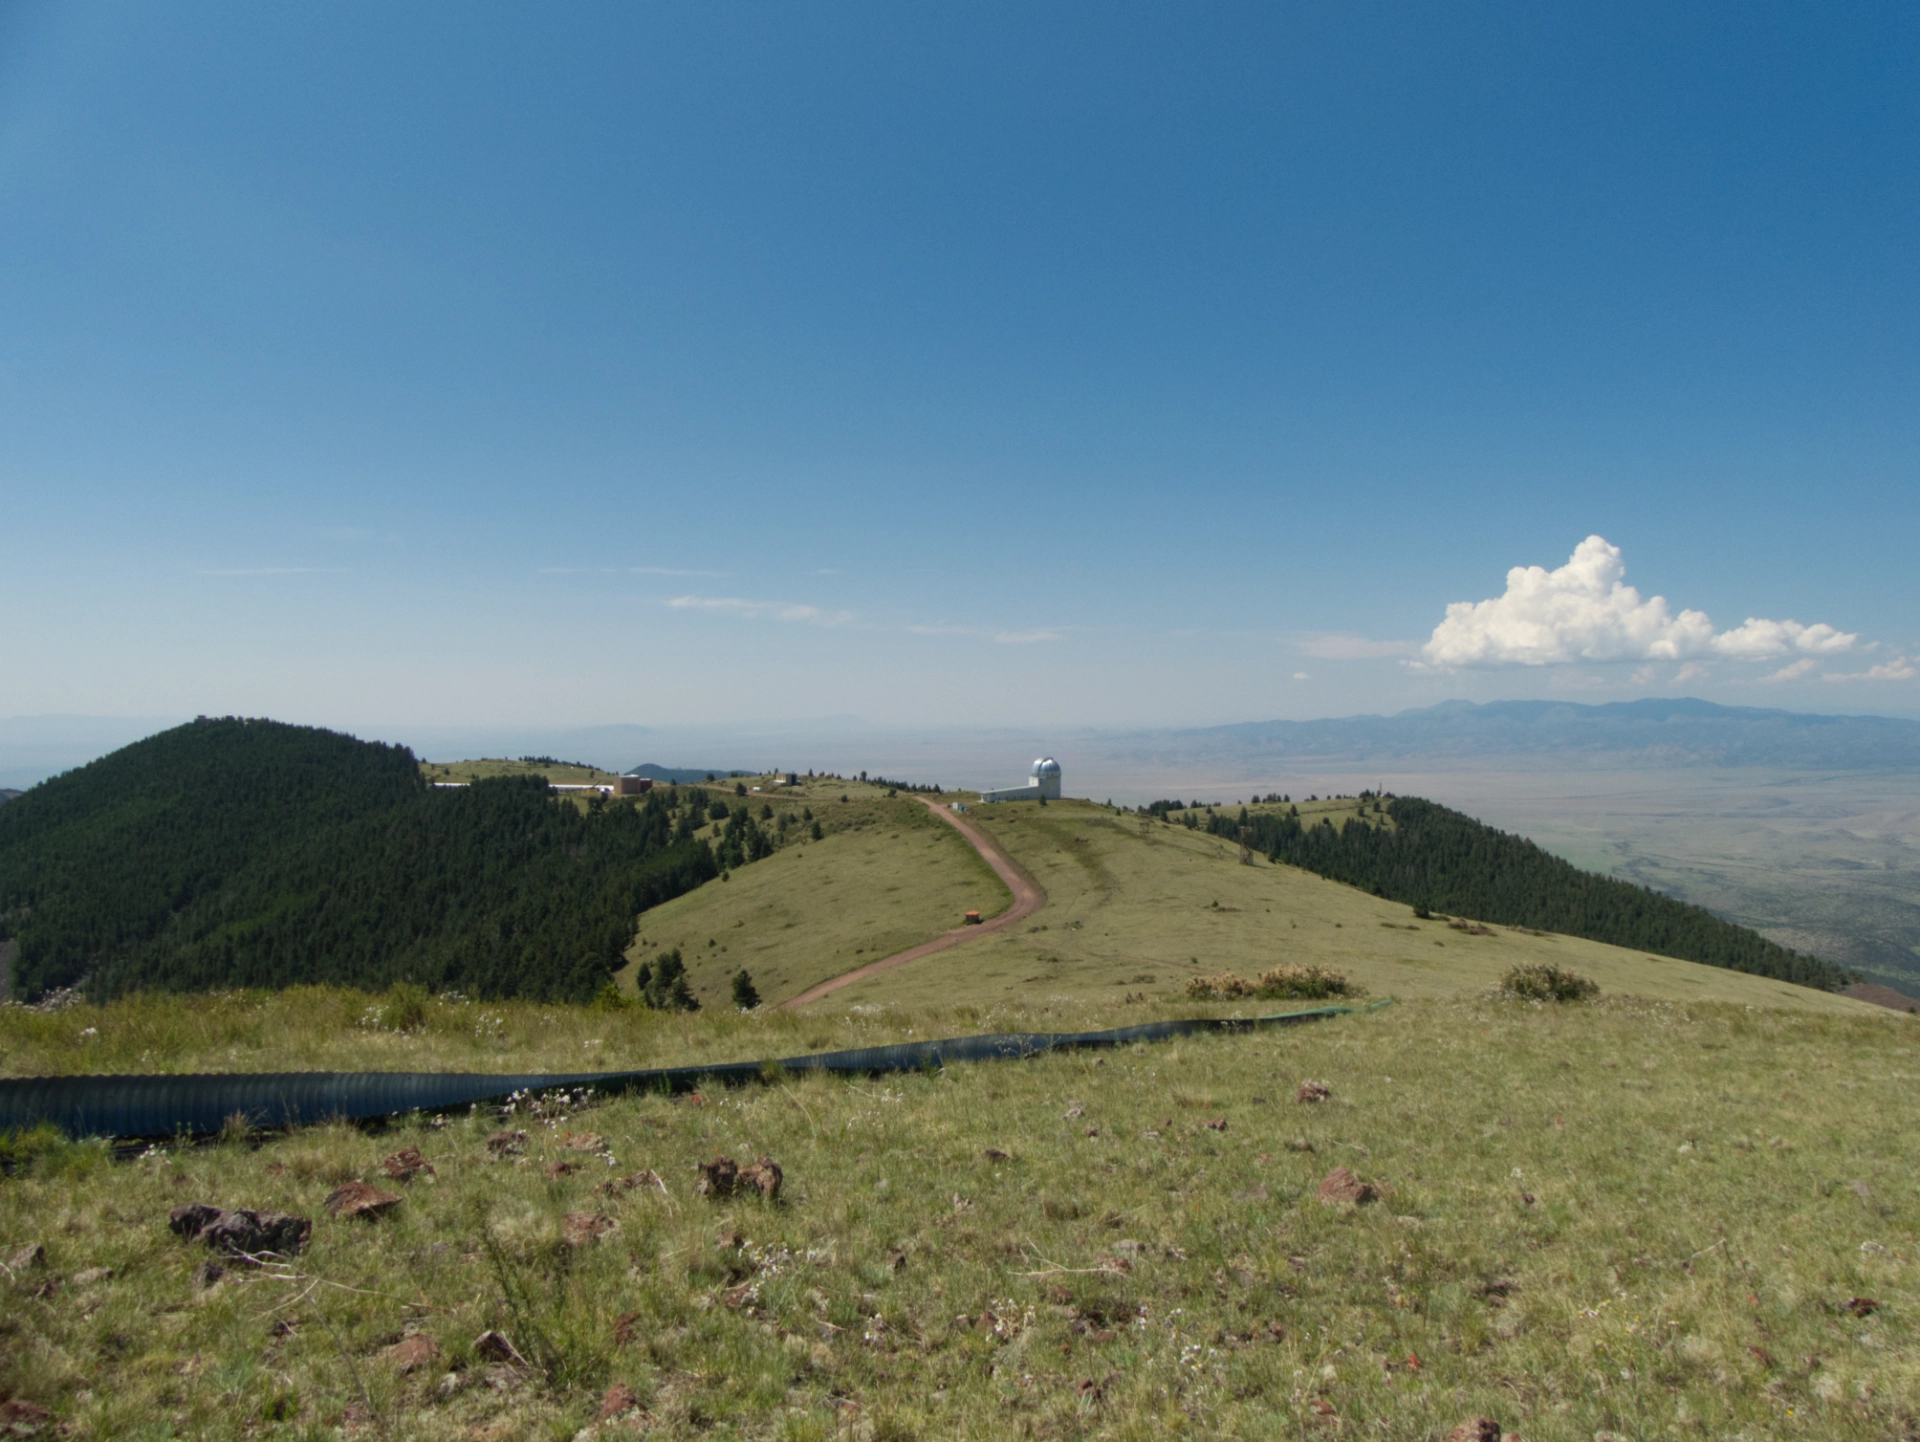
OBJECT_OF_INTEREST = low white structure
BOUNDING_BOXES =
[980,757,1062,804]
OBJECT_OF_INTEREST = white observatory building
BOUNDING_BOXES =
[980,757,1063,804]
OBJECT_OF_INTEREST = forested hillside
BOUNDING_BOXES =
[1206,798,1851,990]
[0,719,719,1003]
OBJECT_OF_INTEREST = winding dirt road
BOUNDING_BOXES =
[778,797,1047,1009]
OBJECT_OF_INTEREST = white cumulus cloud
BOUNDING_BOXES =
[1824,657,1917,683]
[1421,536,1858,669]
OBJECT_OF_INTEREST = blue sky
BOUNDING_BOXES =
[3,2,1916,731]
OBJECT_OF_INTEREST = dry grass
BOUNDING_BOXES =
[818,799,1879,1016]
[618,789,1005,1009]
[3,990,1917,1439]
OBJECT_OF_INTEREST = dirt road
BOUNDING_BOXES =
[778,797,1046,1010]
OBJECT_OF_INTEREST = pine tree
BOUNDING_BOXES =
[730,969,761,1010]
[638,948,700,1011]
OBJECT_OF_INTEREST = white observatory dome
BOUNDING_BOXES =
[1031,757,1061,778]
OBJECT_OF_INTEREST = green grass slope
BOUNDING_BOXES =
[615,787,1007,1008]
[1,988,1913,1440]
[667,794,1871,1015]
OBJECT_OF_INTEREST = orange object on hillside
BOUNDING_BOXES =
[963,910,982,925]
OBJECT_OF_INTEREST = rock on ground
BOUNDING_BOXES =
[1316,1166,1378,1205]
[324,1181,402,1220]
[380,1334,441,1373]
[169,1204,312,1258]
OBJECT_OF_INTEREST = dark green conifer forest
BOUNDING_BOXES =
[0,719,719,1003]
[1207,798,1851,991]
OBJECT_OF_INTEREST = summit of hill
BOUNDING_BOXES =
[0,717,1865,1014]
[0,719,714,1004]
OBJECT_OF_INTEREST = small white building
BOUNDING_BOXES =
[980,757,1062,804]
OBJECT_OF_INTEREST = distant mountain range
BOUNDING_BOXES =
[625,764,753,783]
[1099,698,1920,770]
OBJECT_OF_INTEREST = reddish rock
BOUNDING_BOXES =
[1844,1296,1882,1317]
[1444,1422,1501,1442]
[737,1157,783,1202]
[1295,1081,1331,1104]
[597,1169,664,1198]
[381,1334,440,1374]
[1316,1166,1378,1205]
[1202,1118,1227,1131]
[324,1181,402,1220]
[599,1382,642,1421]
[380,1146,435,1182]
[544,1161,579,1180]
[486,1130,526,1156]
[564,1131,606,1153]
[695,1156,739,1199]
[613,1311,644,1346]
[564,1212,616,1247]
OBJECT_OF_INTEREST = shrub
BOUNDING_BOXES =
[590,982,633,1011]
[1255,964,1361,1000]
[1501,963,1599,1002]
[810,821,823,841]
[1185,973,1258,1000]
[1185,966,1360,1001]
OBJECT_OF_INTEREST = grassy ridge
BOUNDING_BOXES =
[788,798,1871,1015]
[620,792,1007,1008]
[1203,797,1850,990]
[1,988,1914,1439]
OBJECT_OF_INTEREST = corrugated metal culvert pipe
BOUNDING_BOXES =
[0,1006,1368,1141]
